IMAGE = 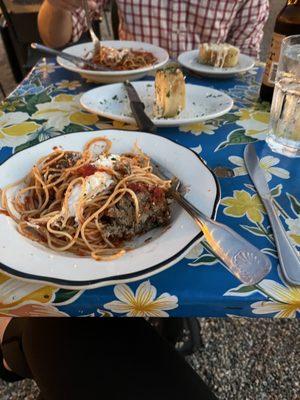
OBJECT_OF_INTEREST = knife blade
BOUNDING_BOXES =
[124,81,157,134]
[31,43,109,71]
[244,143,300,285]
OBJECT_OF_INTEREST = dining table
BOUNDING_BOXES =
[0,57,299,319]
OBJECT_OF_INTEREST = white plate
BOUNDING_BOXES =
[178,50,255,78]
[0,130,220,289]
[80,82,233,127]
[57,40,169,83]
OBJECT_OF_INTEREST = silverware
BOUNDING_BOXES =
[31,43,109,71]
[82,0,101,55]
[244,143,300,286]
[151,158,272,285]
[124,81,157,134]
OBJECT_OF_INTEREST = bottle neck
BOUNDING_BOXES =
[287,0,300,5]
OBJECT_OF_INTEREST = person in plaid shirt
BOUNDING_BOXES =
[38,0,269,58]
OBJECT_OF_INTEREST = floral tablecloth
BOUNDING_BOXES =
[0,59,299,318]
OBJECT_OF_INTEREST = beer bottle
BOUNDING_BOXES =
[260,0,300,103]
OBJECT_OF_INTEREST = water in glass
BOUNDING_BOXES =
[266,36,300,157]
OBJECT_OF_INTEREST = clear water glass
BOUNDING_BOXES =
[266,35,300,157]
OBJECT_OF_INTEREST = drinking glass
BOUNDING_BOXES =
[266,34,300,157]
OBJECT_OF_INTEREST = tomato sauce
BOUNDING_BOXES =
[77,164,98,177]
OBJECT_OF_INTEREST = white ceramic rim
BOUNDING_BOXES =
[178,50,255,75]
[80,82,234,127]
[57,40,169,76]
[0,130,220,289]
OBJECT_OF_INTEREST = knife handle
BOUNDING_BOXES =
[264,198,300,285]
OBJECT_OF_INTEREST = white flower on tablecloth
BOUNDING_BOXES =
[235,108,270,139]
[96,308,113,317]
[56,80,81,91]
[0,111,40,147]
[184,242,204,260]
[31,94,98,131]
[104,280,178,317]
[179,122,217,136]
[0,277,56,307]
[35,62,57,75]
[285,217,300,246]
[191,144,202,154]
[251,280,300,318]
[229,155,290,182]
[0,274,68,316]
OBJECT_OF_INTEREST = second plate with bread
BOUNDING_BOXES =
[178,44,255,78]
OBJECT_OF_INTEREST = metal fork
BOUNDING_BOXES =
[82,0,101,56]
[151,158,271,285]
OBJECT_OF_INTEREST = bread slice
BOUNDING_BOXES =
[198,43,240,68]
[154,63,186,118]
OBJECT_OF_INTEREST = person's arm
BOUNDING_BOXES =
[38,0,103,48]
[226,0,269,58]
[38,0,80,48]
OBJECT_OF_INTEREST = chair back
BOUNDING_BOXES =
[0,0,41,81]
[110,0,119,40]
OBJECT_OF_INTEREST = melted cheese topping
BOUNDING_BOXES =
[92,154,120,169]
[67,184,82,219]
[101,47,129,65]
[67,155,116,220]
[84,172,113,198]
[199,43,239,68]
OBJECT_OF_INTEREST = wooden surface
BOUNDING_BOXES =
[2,0,41,13]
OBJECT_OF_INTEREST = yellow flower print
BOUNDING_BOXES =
[180,122,217,136]
[0,274,68,316]
[252,280,300,318]
[54,94,74,102]
[95,120,138,131]
[225,279,300,318]
[0,274,71,316]
[69,112,98,125]
[32,94,98,131]
[35,61,56,75]
[0,274,56,308]
[237,109,251,120]
[286,217,300,246]
[235,108,270,140]
[104,280,178,317]
[0,111,40,146]
[221,190,265,223]
[252,111,270,124]
[56,80,81,90]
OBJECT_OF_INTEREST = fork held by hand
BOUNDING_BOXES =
[82,0,101,55]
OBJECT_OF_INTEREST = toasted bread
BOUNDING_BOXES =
[198,43,239,68]
[154,63,186,118]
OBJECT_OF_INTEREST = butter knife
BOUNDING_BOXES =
[152,158,272,285]
[31,43,109,71]
[244,143,300,285]
[124,81,157,134]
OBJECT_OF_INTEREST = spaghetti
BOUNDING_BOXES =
[1,137,171,261]
[90,46,157,71]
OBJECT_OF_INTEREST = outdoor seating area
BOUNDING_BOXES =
[0,1,299,399]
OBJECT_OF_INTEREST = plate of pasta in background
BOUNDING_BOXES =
[0,130,220,289]
[57,40,169,83]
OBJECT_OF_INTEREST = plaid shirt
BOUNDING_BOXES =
[72,0,269,58]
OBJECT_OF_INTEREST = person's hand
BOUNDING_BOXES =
[46,0,98,13]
